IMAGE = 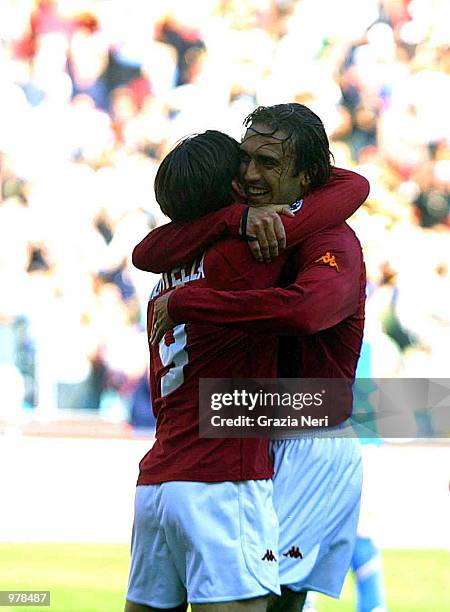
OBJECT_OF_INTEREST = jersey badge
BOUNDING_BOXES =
[290,199,304,214]
[314,251,339,271]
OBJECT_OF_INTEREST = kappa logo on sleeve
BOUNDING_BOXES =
[314,251,339,271]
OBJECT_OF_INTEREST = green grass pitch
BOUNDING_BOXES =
[0,544,448,611]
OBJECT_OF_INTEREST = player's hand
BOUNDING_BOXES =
[150,290,176,346]
[242,205,294,263]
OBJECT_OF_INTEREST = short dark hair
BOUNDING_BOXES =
[243,103,333,189]
[154,130,240,222]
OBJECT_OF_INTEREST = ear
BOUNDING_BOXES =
[297,171,311,196]
[298,171,309,187]
[231,178,246,202]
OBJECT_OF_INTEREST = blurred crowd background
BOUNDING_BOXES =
[0,0,449,428]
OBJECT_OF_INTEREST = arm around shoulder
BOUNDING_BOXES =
[131,205,246,272]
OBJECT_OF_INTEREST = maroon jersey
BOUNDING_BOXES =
[135,169,369,482]
[167,224,366,425]
[138,239,290,485]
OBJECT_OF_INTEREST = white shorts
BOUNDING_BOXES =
[126,479,280,607]
[271,425,363,598]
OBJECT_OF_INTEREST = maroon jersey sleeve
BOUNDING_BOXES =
[132,168,369,273]
[281,168,369,248]
[132,204,245,273]
[168,225,364,335]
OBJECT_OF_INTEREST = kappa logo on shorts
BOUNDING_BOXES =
[283,546,303,559]
[262,549,277,562]
[314,251,340,271]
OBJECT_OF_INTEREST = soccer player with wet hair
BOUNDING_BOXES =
[129,107,369,612]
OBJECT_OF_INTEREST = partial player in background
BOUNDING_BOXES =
[351,342,388,612]
[139,103,369,611]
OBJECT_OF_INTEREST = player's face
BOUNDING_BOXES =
[239,123,309,207]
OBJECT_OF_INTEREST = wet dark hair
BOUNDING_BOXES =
[243,103,333,190]
[154,130,240,222]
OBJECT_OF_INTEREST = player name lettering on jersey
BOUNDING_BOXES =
[151,255,205,299]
